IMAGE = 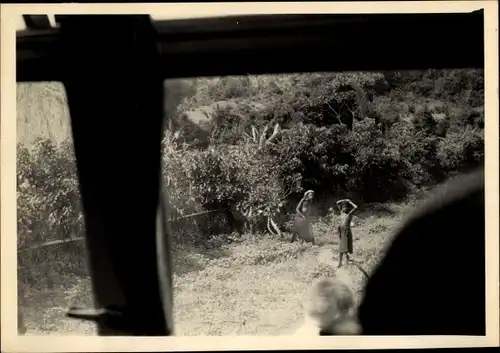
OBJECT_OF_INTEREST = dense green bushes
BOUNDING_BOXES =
[17,138,84,250]
[164,115,483,220]
[164,69,484,225]
[17,138,87,296]
[17,69,485,255]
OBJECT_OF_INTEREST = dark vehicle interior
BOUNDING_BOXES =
[16,11,485,336]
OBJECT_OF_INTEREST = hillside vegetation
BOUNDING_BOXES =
[17,69,484,334]
[163,70,484,234]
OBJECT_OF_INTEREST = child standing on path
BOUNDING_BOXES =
[336,199,357,268]
[292,190,316,245]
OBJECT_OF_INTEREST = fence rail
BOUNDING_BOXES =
[19,208,225,251]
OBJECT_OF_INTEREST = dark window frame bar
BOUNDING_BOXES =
[17,11,484,82]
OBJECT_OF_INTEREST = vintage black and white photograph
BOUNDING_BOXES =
[3,1,498,350]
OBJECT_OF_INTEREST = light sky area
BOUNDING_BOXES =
[14,13,233,31]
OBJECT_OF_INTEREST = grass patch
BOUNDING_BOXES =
[20,203,403,335]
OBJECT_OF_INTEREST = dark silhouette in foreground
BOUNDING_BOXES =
[358,168,485,335]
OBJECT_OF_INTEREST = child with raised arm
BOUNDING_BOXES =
[336,199,358,268]
[292,190,316,245]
